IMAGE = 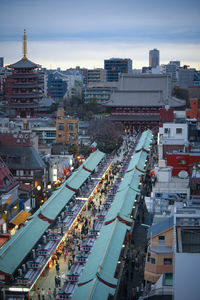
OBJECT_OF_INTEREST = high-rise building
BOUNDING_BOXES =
[47,73,67,99]
[0,57,4,68]
[4,30,44,118]
[162,61,180,86]
[169,61,180,67]
[104,58,132,82]
[149,49,160,68]
[177,65,196,89]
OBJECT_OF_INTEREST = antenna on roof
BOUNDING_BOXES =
[22,29,27,60]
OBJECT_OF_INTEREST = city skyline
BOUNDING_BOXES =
[0,0,200,70]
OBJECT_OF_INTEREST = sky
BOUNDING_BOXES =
[0,0,200,70]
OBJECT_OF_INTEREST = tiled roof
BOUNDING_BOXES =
[105,90,185,108]
[0,217,49,274]
[0,146,45,169]
[72,220,128,300]
[7,58,40,69]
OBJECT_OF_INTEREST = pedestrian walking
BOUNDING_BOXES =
[53,288,56,299]
[47,288,52,300]
[56,262,60,275]
[41,288,46,300]
[64,252,67,262]
[57,276,61,287]
[54,276,58,288]
[36,288,41,300]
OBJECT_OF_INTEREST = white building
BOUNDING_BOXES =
[158,122,188,160]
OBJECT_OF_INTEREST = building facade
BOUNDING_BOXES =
[105,74,185,133]
[104,58,132,82]
[149,49,160,68]
[186,99,200,121]
[0,57,4,68]
[56,108,78,146]
[47,73,67,99]
[177,66,196,89]
[145,216,174,283]
[86,68,106,83]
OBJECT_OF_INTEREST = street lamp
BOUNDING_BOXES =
[36,185,41,191]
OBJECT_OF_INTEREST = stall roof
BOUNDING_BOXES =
[40,187,74,220]
[72,277,115,300]
[0,217,49,274]
[72,220,128,300]
[66,150,105,190]
[72,133,151,299]
[83,149,105,172]
[0,149,106,275]
[135,130,152,152]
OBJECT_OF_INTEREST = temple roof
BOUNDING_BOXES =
[105,90,186,108]
[7,58,40,69]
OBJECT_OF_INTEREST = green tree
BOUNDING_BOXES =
[68,144,78,155]
[172,86,189,106]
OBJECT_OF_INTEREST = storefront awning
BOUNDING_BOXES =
[10,210,31,226]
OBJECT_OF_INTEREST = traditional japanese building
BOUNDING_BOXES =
[5,30,44,118]
[105,74,186,133]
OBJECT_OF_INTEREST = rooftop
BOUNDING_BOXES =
[7,58,40,69]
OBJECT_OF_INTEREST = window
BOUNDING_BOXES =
[69,134,75,141]
[58,123,64,131]
[158,235,165,244]
[176,128,182,134]
[151,258,156,264]
[164,258,172,265]
[24,170,31,176]
[164,128,170,134]
[68,123,74,131]
[178,160,187,165]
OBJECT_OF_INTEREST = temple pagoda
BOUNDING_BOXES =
[5,30,44,118]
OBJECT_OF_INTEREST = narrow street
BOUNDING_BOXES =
[29,135,138,300]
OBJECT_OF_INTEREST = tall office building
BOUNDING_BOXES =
[104,58,132,82]
[0,57,4,68]
[149,49,160,68]
[162,61,180,86]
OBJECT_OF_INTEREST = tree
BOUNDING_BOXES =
[68,144,78,155]
[172,86,189,106]
[88,119,123,154]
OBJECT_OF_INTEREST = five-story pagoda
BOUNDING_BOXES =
[5,30,44,118]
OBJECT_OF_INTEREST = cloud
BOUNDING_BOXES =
[1,40,199,70]
[0,0,199,69]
